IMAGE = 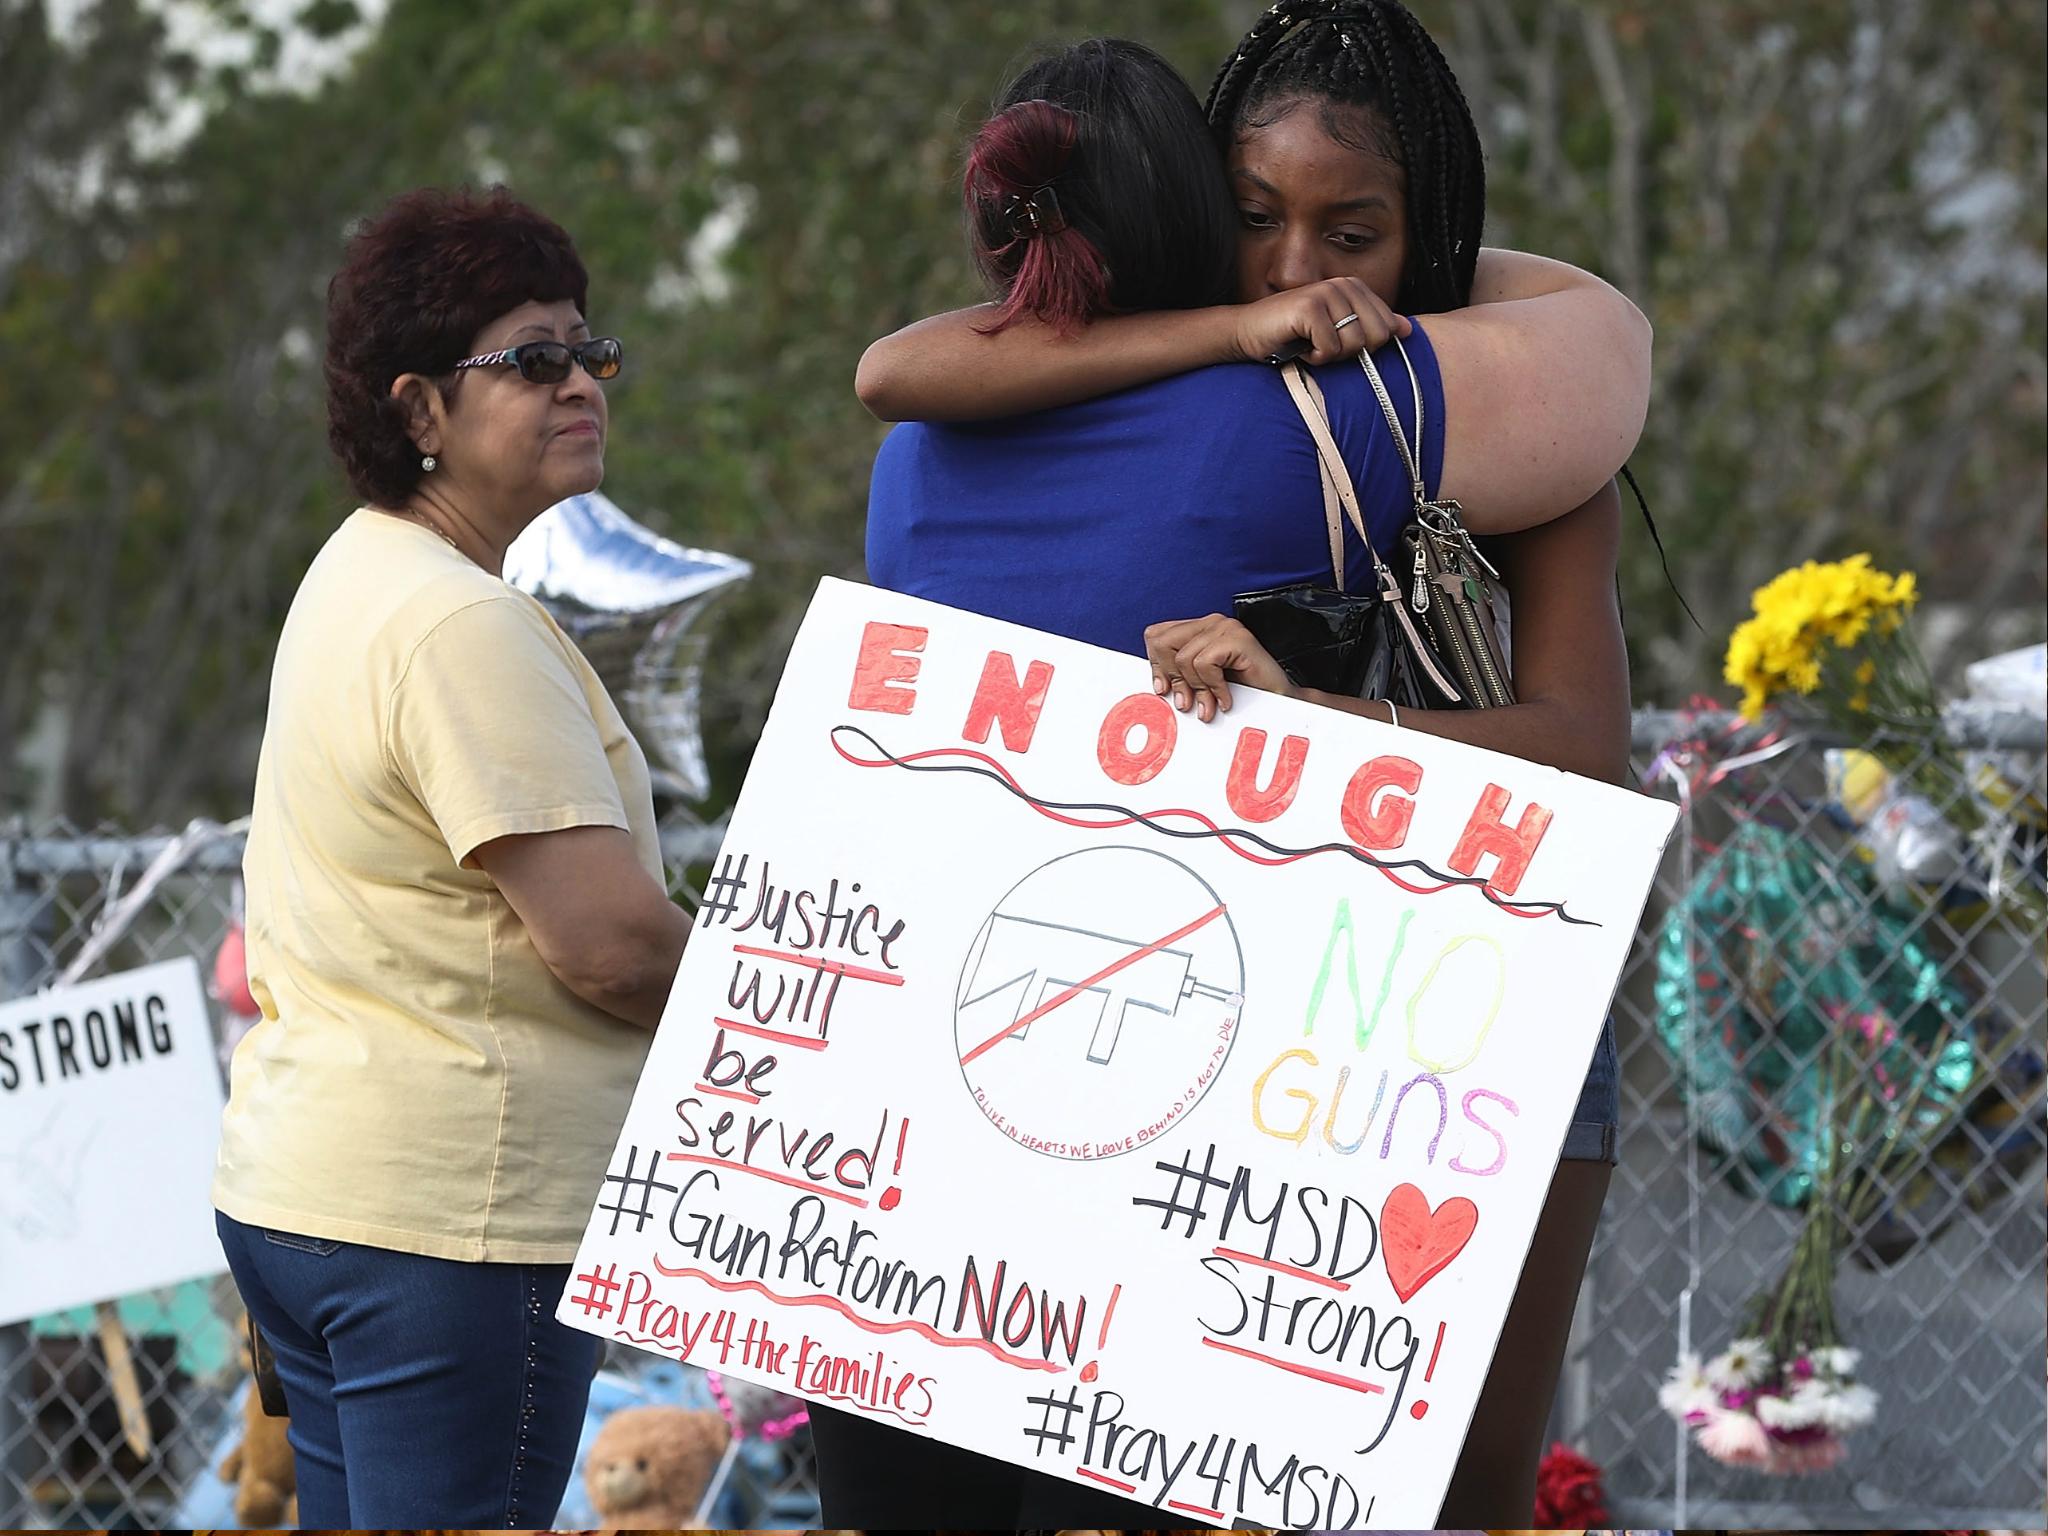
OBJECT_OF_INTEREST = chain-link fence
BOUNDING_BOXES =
[1569,708,2047,1529]
[0,814,813,1530]
[3,708,2043,1529]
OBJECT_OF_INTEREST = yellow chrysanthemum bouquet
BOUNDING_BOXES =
[1724,554,1919,724]
[1724,550,2043,930]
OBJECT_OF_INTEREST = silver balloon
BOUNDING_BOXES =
[503,492,751,804]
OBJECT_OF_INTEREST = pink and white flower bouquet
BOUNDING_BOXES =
[1660,1022,1925,1475]
[1661,1336,1875,1473]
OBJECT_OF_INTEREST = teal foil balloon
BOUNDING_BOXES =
[1654,820,1979,1211]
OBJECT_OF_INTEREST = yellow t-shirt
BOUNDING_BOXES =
[214,508,663,1262]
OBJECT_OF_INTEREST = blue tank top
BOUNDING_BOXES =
[865,325,1445,657]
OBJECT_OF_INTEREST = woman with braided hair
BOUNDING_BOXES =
[831,10,1644,1525]
[1151,43,1637,1521]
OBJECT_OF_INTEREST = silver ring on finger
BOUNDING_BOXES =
[1333,313,1359,331]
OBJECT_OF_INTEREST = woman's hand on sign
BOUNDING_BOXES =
[1144,613,1299,721]
[1231,275,1409,366]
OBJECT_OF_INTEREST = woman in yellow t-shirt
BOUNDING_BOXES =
[212,186,692,1528]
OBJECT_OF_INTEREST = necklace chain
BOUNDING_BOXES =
[407,508,462,555]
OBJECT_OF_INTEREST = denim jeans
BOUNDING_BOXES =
[1561,1018,1622,1164]
[215,1211,599,1528]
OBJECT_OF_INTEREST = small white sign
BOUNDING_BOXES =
[562,579,1676,1526]
[0,958,226,1323]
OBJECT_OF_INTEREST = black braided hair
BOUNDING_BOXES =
[1205,0,1484,314]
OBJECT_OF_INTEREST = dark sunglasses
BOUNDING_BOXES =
[454,335,623,384]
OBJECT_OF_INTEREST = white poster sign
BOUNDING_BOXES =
[1,958,227,1323]
[563,578,1676,1525]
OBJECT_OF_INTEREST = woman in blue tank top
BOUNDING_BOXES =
[833,6,1643,1526]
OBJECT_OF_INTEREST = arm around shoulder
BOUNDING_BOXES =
[855,304,1247,422]
[854,277,1415,423]
[1426,263,1652,534]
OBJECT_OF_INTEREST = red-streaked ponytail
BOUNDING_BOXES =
[964,99,1112,336]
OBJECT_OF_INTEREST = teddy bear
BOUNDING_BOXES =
[216,1332,296,1528]
[583,1403,732,1532]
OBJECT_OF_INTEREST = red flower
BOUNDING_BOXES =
[1533,1441,1611,1526]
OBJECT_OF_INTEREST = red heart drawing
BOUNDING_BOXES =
[1380,1183,1479,1302]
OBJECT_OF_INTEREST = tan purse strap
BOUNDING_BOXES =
[1318,454,1346,592]
[1282,362,1387,591]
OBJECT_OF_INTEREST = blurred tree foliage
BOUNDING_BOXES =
[1,0,2041,825]
[1438,0,2047,692]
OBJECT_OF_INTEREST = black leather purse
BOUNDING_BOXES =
[1235,345,1514,710]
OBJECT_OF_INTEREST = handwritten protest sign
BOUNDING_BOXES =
[562,578,1676,1525]
[1,958,225,1324]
